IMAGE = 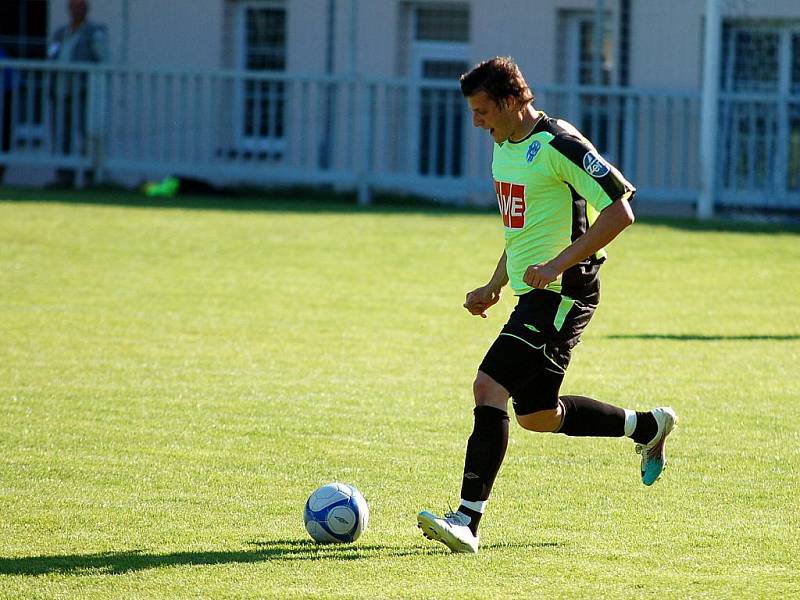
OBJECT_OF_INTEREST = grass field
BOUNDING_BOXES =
[1,189,799,599]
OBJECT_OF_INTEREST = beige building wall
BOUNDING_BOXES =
[630,1,704,89]
[127,0,225,68]
[346,0,610,84]
[285,0,328,74]
[344,0,800,90]
[336,0,644,90]
[471,0,623,88]
[346,1,397,76]
[48,0,800,82]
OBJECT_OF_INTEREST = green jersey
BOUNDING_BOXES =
[492,113,635,298]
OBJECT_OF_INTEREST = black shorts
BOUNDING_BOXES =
[478,287,598,416]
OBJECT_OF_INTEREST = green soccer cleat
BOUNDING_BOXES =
[636,407,678,486]
[417,510,479,554]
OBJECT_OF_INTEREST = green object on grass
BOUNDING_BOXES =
[144,176,180,197]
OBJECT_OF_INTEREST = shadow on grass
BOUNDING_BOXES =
[607,333,800,341]
[2,186,800,234]
[0,539,561,575]
[0,540,395,575]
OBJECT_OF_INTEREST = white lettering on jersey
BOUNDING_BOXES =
[494,180,526,229]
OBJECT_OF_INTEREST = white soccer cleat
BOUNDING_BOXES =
[417,510,479,554]
[636,406,678,486]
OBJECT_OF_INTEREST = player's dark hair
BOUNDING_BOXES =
[459,56,534,109]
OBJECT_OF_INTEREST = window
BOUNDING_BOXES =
[238,1,286,154]
[558,11,616,156]
[719,22,800,196]
[0,0,48,59]
[243,4,286,71]
[414,6,469,43]
[0,0,48,150]
[558,11,614,86]
[721,27,779,92]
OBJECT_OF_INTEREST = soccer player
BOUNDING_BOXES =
[417,57,677,554]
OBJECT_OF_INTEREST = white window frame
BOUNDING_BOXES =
[720,21,800,198]
[559,11,618,156]
[561,11,613,87]
[234,0,287,154]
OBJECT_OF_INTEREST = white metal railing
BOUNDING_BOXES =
[1,59,799,210]
[536,84,703,203]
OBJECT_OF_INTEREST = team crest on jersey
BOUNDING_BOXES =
[583,151,610,178]
[494,180,526,229]
[526,140,541,163]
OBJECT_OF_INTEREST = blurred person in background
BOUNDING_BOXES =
[47,0,107,187]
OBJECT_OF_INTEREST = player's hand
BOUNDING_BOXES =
[464,285,501,318]
[523,262,560,289]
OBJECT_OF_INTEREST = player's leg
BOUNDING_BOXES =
[513,349,677,484]
[515,379,658,441]
[418,337,516,554]
[509,339,637,438]
[556,396,677,484]
[512,359,565,432]
[539,293,677,484]
[456,371,510,529]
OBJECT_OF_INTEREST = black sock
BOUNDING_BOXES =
[631,411,657,444]
[557,395,625,437]
[457,506,482,536]
[459,405,509,534]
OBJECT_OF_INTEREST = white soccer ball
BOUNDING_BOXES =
[303,482,369,544]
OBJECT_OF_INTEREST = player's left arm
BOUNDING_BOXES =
[523,194,634,288]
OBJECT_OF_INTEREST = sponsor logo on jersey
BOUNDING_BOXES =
[526,140,541,163]
[494,180,526,229]
[583,151,610,178]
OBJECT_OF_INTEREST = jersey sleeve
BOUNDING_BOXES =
[547,133,635,211]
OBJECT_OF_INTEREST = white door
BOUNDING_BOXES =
[562,11,614,155]
[407,5,470,177]
[410,43,468,177]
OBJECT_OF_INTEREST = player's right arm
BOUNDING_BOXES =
[464,251,508,318]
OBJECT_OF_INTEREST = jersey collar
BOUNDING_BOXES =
[508,111,547,145]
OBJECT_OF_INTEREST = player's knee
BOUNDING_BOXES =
[472,373,493,404]
[472,372,508,408]
[516,407,562,432]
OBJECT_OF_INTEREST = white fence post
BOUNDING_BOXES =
[699,0,722,220]
[87,68,108,184]
[357,78,372,206]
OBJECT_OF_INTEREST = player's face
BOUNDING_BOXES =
[467,91,516,143]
